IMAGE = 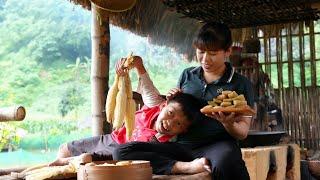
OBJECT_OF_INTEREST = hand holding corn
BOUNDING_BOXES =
[106,54,137,139]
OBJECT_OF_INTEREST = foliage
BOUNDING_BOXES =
[0,123,21,151]
[18,119,91,150]
[0,0,91,66]
[58,84,86,117]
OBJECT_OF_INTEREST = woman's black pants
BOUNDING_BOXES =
[113,140,250,180]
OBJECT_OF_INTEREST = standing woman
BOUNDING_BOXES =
[114,22,254,180]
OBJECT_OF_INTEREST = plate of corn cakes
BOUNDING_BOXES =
[200,90,256,116]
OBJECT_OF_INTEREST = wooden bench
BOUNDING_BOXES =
[152,144,300,180]
[241,144,300,180]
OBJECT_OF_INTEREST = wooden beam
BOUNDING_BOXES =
[91,3,111,136]
[0,106,26,122]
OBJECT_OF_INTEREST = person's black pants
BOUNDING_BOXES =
[113,142,193,175]
[113,140,249,180]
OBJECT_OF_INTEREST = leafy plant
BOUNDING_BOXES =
[0,123,21,151]
[58,85,85,117]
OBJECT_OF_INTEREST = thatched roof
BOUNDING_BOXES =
[69,0,202,60]
[163,0,320,28]
[68,0,320,60]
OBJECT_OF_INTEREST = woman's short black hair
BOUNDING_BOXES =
[193,22,232,51]
[167,93,203,124]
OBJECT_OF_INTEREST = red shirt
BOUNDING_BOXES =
[111,103,175,144]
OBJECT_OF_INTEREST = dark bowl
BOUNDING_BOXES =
[240,130,286,148]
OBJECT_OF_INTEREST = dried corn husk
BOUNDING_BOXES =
[113,76,127,130]
[105,75,119,123]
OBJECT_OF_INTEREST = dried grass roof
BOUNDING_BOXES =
[69,0,201,60]
[68,0,320,61]
[163,0,320,28]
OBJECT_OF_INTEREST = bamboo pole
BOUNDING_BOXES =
[91,2,111,136]
[0,106,26,122]
[298,22,305,147]
[316,88,320,149]
[309,21,317,87]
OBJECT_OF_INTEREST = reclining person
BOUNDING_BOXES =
[49,56,203,166]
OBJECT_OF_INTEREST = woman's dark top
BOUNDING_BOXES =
[176,62,254,146]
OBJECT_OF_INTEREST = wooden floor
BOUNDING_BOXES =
[0,144,300,180]
[152,172,210,180]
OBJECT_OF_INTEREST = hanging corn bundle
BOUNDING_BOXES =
[105,54,136,139]
[113,75,127,129]
[124,73,136,139]
[105,75,119,124]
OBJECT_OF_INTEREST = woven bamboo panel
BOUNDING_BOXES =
[233,21,320,149]
[254,21,320,150]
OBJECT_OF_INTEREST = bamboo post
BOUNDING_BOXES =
[0,106,26,122]
[91,2,111,136]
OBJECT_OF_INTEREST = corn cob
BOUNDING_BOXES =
[25,164,76,180]
[106,53,136,138]
[105,75,119,123]
[113,76,127,129]
[124,74,136,139]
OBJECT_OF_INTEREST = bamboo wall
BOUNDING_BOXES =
[257,20,320,149]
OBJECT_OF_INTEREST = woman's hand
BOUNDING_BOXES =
[209,112,237,126]
[208,112,251,140]
[166,88,182,100]
[130,56,146,75]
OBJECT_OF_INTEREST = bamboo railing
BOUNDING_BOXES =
[274,87,320,149]
[255,20,320,149]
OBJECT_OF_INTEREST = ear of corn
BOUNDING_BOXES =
[124,74,136,140]
[105,75,119,123]
[125,99,136,140]
[113,76,127,129]
[106,54,136,138]
[24,164,76,180]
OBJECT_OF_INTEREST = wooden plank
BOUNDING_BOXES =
[298,22,307,149]
[287,23,294,88]
[292,87,298,146]
[299,22,306,88]
[306,88,311,148]
[285,144,301,180]
[301,87,308,148]
[309,87,317,149]
[298,89,303,147]
[266,146,287,180]
[298,87,303,146]
[152,172,210,180]
[316,88,320,149]
[284,88,290,137]
[289,87,296,144]
[309,21,317,87]
[242,147,271,180]
[242,145,291,180]
[263,26,269,73]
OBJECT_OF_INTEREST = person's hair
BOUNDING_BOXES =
[193,22,232,51]
[167,93,202,123]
